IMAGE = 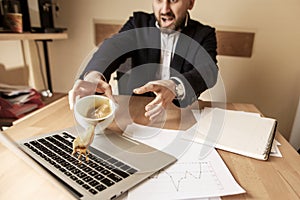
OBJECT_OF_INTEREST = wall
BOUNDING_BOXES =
[1,0,300,143]
[50,0,152,91]
[0,40,28,85]
[290,98,300,150]
[193,0,300,141]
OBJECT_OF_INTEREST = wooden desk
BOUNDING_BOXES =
[0,96,300,200]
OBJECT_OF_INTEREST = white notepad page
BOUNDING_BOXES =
[182,108,277,160]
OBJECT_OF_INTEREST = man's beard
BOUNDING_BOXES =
[157,14,186,34]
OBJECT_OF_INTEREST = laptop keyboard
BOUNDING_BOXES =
[22,132,138,195]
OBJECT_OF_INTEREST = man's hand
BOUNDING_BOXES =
[133,80,176,121]
[68,71,115,110]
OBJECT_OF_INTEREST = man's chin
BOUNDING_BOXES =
[160,27,175,34]
[159,24,176,34]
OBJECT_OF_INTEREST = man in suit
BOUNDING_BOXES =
[69,0,218,121]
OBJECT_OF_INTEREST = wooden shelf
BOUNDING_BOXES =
[0,31,68,93]
[0,32,68,130]
[0,32,68,41]
[41,92,67,106]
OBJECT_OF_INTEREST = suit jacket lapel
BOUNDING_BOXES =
[171,18,196,73]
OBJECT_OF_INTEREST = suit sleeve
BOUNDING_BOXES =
[173,27,218,107]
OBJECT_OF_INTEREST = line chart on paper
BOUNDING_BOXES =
[127,141,245,200]
[150,161,224,193]
[124,124,245,200]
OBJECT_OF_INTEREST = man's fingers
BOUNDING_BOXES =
[98,81,117,103]
[145,92,173,110]
[68,79,98,110]
[145,103,164,120]
[68,80,82,110]
[133,80,177,121]
[68,90,74,110]
[68,79,118,111]
[68,88,80,110]
[105,90,118,104]
[133,83,155,94]
[145,95,163,111]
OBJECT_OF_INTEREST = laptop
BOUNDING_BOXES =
[17,126,176,200]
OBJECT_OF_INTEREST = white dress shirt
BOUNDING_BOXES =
[155,18,188,99]
[157,30,180,80]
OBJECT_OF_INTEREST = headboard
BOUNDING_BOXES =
[94,22,255,58]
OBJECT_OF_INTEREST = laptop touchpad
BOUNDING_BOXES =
[91,130,139,153]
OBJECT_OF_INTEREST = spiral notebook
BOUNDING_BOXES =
[182,107,277,160]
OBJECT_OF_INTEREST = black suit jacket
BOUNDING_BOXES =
[82,12,218,107]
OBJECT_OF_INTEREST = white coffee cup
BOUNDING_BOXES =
[74,95,116,134]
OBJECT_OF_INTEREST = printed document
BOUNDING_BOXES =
[124,123,245,199]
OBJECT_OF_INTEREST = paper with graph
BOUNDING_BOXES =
[124,123,245,199]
